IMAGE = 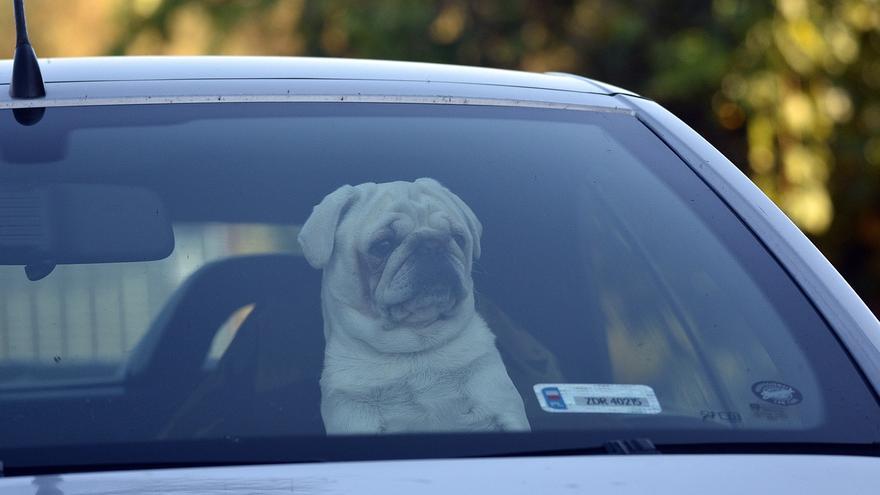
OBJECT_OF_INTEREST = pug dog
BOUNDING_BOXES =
[298,178,530,434]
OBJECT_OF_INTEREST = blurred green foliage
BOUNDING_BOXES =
[2,0,879,312]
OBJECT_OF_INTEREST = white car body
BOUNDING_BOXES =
[2,56,879,491]
[1,455,879,494]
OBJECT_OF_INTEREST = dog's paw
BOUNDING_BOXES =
[495,414,532,432]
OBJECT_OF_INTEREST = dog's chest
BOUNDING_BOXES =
[334,363,495,431]
[370,374,498,432]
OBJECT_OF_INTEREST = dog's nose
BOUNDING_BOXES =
[416,237,446,256]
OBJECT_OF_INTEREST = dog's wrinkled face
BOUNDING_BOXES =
[299,178,482,352]
[361,202,469,327]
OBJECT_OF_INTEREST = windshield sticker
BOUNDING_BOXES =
[533,384,662,414]
[751,381,803,406]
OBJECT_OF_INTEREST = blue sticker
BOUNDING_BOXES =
[751,381,803,406]
[541,386,567,410]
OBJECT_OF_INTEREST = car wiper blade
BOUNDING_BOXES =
[604,438,661,455]
[483,437,661,458]
[656,441,880,457]
[486,440,880,459]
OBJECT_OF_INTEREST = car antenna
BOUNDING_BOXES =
[8,0,46,125]
[9,0,45,99]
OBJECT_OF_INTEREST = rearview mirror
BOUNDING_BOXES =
[0,184,174,266]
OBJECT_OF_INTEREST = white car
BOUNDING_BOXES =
[1,6,879,494]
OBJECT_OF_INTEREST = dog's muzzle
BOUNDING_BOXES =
[384,238,464,326]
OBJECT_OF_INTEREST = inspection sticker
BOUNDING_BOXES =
[534,384,662,414]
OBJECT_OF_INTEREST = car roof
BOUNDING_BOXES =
[0,56,620,92]
[0,56,637,109]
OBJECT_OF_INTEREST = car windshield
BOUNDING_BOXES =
[0,102,878,472]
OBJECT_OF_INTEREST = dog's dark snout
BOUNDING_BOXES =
[416,237,446,256]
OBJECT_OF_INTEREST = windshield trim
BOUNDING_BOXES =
[0,93,636,113]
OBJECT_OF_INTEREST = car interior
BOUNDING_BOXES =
[0,251,591,444]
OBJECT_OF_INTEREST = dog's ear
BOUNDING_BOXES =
[298,184,359,269]
[416,178,482,260]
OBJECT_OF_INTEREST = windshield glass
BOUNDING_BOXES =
[0,102,878,471]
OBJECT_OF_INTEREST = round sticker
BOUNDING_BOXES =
[751,381,803,406]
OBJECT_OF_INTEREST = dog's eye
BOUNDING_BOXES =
[369,238,396,258]
[452,232,467,249]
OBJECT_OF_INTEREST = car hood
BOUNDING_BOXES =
[1,455,878,494]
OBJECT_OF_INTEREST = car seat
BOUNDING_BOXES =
[124,253,325,438]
